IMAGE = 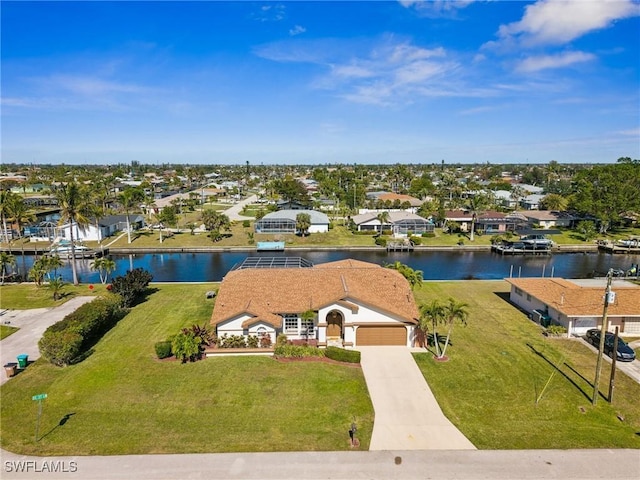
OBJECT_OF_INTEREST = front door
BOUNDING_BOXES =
[327,311,343,337]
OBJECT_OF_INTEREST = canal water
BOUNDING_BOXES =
[13,250,638,284]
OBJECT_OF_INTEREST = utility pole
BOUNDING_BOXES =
[592,269,613,406]
[608,326,619,403]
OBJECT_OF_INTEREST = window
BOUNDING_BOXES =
[301,318,314,337]
[283,314,298,335]
[526,294,532,301]
[515,287,523,296]
[256,326,267,337]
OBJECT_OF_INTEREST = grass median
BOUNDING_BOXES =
[412,281,640,449]
[0,283,373,455]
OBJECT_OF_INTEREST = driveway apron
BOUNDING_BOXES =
[358,346,475,450]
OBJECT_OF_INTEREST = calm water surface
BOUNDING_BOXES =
[15,250,638,284]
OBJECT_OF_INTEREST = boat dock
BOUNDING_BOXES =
[256,241,285,252]
[491,244,551,256]
[386,242,414,252]
[598,239,640,254]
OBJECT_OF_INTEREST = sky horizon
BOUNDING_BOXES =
[2,1,639,166]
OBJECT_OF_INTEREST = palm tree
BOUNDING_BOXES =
[438,297,469,359]
[119,187,145,244]
[376,211,390,233]
[419,300,444,355]
[0,251,16,285]
[55,182,91,286]
[6,196,36,276]
[296,212,311,237]
[43,254,64,281]
[48,277,66,300]
[467,192,492,241]
[0,190,17,243]
[91,257,117,284]
[540,193,567,211]
[385,261,423,290]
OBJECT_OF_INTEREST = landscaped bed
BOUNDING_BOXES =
[412,280,640,450]
[0,283,373,455]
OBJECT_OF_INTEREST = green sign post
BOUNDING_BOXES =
[32,393,47,441]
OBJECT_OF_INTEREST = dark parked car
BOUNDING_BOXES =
[585,329,636,362]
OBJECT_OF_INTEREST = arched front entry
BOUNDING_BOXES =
[326,310,343,338]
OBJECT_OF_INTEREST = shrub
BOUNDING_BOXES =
[325,347,361,364]
[545,325,568,337]
[39,295,125,367]
[375,237,387,247]
[247,335,259,348]
[354,230,378,236]
[218,334,247,349]
[409,236,422,245]
[274,344,325,358]
[155,341,173,359]
[276,333,288,346]
[260,335,272,348]
[172,330,202,363]
[242,220,251,228]
[110,268,153,307]
[422,232,436,238]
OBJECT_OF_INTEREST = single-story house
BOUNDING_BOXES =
[211,259,420,348]
[522,211,575,229]
[56,214,146,242]
[352,211,434,236]
[276,199,310,210]
[506,278,640,336]
[366,192,423,209]
[444,210,525,234]
[520,194,545,211]
[255,209,329,234]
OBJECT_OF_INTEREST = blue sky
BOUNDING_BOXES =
[2,1,639,165]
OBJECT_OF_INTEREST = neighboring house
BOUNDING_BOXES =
[211,259,420,348]
[57,214,145,242]
[506,278,640,336]
[255,209,329,234]
[276,199,309,210]
[444,210,524,234]
[522,211,575,229]
[493,190,517,209]
[366,192,423,212]
[352,211,434,236]
[520,194,545,210]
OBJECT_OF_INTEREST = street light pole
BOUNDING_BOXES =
[592,269,613,406]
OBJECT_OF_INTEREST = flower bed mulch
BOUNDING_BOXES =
[273,355,361,367]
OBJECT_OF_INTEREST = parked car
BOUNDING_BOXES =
[585,329,636,362]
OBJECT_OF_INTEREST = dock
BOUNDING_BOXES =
[386,242,414,252]
[491,244,551,256]
[256,241,285,252]
[598,239,640,254]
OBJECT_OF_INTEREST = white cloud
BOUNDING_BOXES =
[289,25,306,36]
[494,0,640,47]
[515,51,596,72]
[253,4,286,22]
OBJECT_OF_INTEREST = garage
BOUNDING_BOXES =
[623,318,640,334]
[356,326,406,346]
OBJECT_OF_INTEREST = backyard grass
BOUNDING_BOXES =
[0,284,109,310]
[0,324,19,340]
[412,281,640,450]
[0,283,373,455]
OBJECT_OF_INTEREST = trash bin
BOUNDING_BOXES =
[17,354,29,369]
[4,363,17,378]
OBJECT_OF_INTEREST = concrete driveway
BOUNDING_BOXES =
[358,346,475,450]
[581,338,640,384]
[1,296,94,385]
[223,194,257,221]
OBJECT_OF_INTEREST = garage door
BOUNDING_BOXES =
[624,319,640,334]
[357,326,406,346]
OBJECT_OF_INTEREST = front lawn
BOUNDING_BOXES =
[0,324,19,340]
[0,284,373,455]
[412,281,640,449]
[0,284,108,310]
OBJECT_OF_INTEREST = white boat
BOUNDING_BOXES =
[519,234,553,249]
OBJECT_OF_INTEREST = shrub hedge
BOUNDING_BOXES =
[325,347,361,363]
[39,295,124,367]
[274,344,325,358]
[154,340,173,359]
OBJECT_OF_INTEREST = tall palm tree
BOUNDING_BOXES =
[438,297,469,359]
[7,196,36,276]
[119,187,145,244]
[55,182,91,286]
[0,251,16,285]
[376,211,390,233]
[0,190,17,244]
[419,300,444,355]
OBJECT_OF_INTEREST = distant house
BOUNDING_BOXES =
[506,278,640,336]
[493,190,518,210]
[520,194,545,210]
[366,192,423,212]
[522,211,576,229]
[211,259,420,348]
[352,211,434,236]
[255,210,329,234]
[444,210,524,234]
[276,199,309,210]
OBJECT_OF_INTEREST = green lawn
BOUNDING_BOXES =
[0,284,109,310]
[0,284,373,455]
[412,281,640,449]
[0,324,19,340]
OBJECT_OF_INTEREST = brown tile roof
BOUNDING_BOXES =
[211,260,419,328]
[505,278,640,317]
[377,193,422,206]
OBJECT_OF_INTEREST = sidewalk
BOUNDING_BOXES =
[358,346,475,450]
[1,296,94,385]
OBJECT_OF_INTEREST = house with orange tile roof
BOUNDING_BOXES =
[505,278,640,336]
[210,259,420,348]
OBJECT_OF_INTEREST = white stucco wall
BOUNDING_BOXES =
[217,314,253,338]
[308,224,329,233]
